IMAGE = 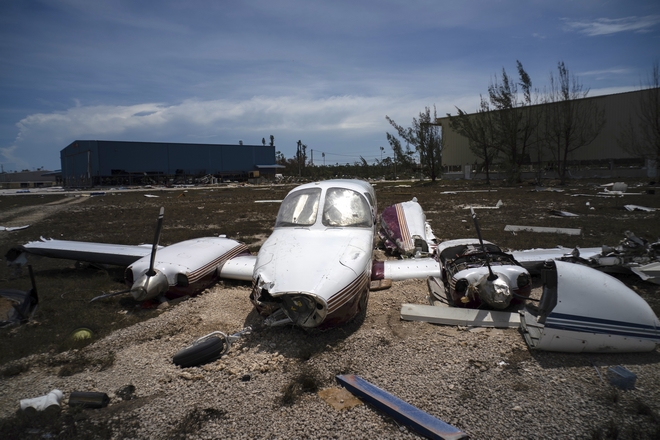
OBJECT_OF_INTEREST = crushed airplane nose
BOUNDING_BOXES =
[256,293,328,328]
[250,278,328,328]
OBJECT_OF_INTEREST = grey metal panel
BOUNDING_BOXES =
[96,141,168,175]
[167,144,212,174]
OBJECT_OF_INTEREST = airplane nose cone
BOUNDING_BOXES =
[130,270,169,301]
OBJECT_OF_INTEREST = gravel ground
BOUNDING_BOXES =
[2,275,660,439]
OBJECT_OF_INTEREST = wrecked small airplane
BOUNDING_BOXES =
[7,180,440,330]
[378,198,436,257]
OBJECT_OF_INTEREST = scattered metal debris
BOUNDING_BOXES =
[533,186,564,192]
[0,225,30,232]
[461,200,503,210]
[549,210,579,217]
[624,205,656,212]
[504,225,582,236]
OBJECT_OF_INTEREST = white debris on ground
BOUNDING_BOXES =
[1,279,660,439]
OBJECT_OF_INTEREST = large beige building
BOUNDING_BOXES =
[434,88,656,175]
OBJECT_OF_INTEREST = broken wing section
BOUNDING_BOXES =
[511,232,660,285]
[520,260,660,353]
[6,238,156,267]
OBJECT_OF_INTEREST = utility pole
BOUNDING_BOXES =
[297,140,302,177]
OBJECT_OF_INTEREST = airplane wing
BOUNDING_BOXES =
[219,254,258,280]
[8,238,157,267]
[510,246,602,273]
[373,258,441,281]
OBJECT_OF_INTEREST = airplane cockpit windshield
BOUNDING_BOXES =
[275,188,322,227]
[322,188,372,228]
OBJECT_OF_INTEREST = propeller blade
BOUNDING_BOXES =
[470,207,497,281]
[89,289,131,303]
[147,207,165,276]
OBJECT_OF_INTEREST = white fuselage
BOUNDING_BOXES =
[250,180,376,328]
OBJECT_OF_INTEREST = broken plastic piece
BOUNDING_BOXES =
[607,366,636,390]
[20,389,63,413]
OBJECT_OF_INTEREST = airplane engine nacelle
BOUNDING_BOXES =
[130,270,169,301]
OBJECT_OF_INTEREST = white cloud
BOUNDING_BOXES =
[563,15,660,36]
[6,94,460,170]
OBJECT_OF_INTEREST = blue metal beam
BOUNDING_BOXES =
[336,374,469,440]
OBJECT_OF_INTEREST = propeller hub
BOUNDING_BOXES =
[478,275,512,309]
[130,270,169,301]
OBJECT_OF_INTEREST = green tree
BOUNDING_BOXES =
[448,95,498,184]
[386,106,442,182]
[544,61,605,185]
[486,61,539,183]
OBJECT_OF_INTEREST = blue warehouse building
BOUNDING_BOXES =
[61,140,279,187]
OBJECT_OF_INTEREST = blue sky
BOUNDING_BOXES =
[1,0,659,171]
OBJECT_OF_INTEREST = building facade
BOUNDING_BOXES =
[435,88,657,177]
[60,140,277,187]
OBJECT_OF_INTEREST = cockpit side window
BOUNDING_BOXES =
[275,188,322,227]
[322,188,372,228]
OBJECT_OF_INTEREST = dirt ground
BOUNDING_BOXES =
[1,177,659,365]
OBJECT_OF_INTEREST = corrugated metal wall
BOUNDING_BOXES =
[437,89,652,167]
[60,140,275,185]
